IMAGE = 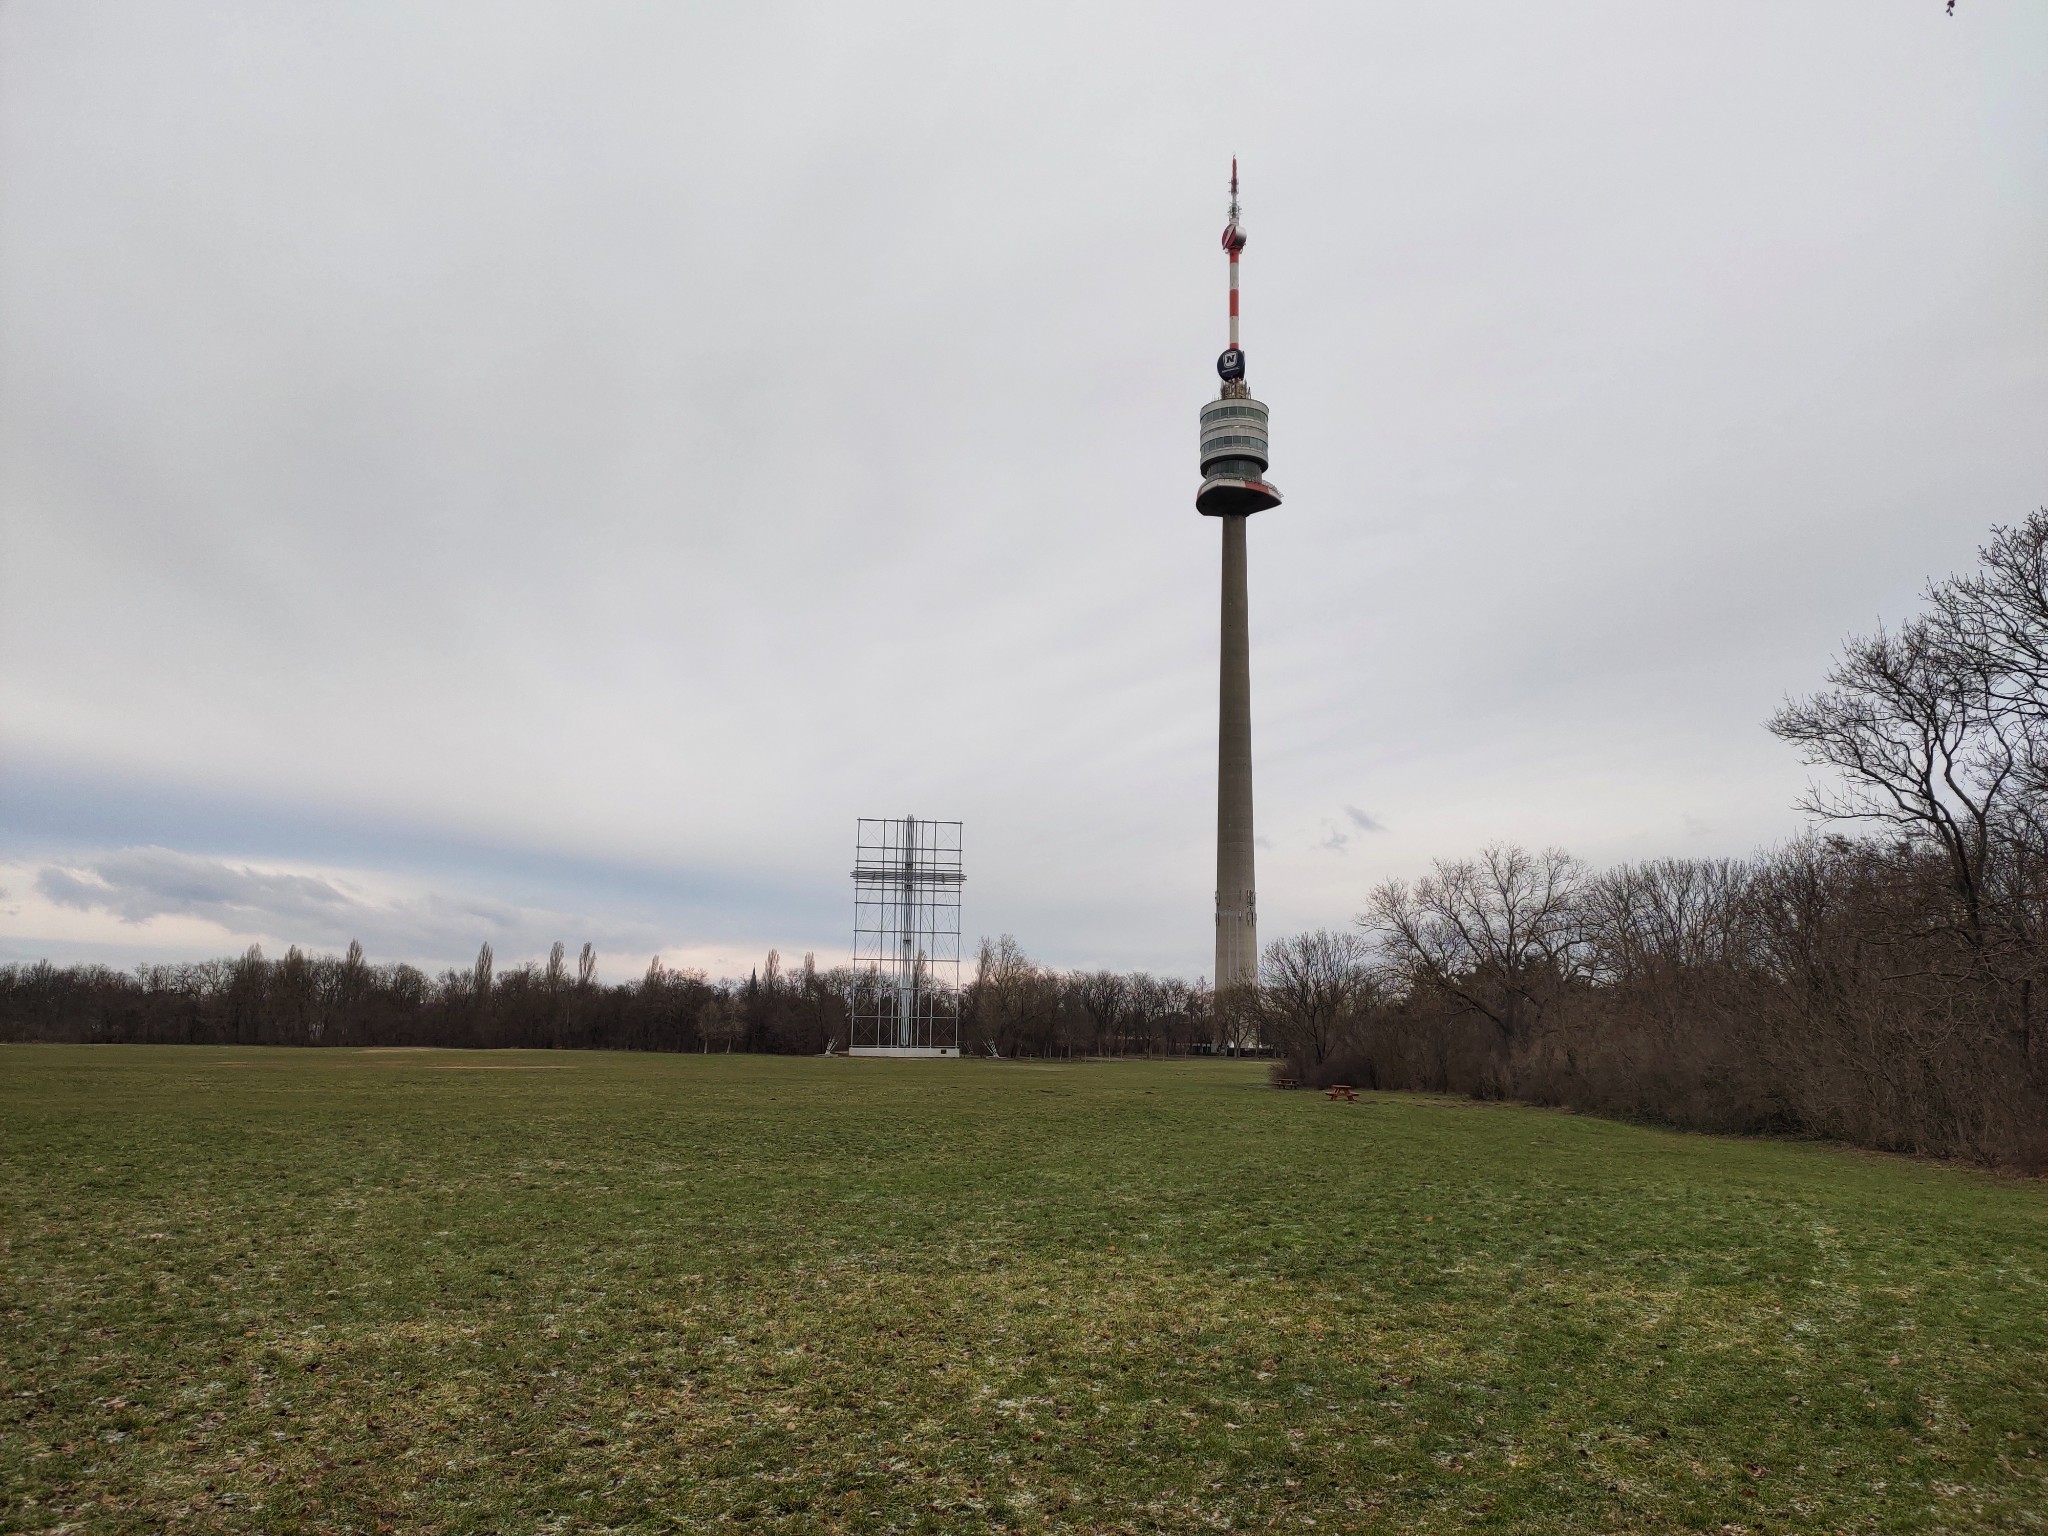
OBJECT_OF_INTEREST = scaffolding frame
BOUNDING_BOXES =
[849,817,963,1056]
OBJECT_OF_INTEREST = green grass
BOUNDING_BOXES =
[2,1048,2045,1534]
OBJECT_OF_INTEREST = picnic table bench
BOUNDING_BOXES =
[1326,1084,1359,1102]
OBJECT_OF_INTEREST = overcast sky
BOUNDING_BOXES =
[3,1,2043,981]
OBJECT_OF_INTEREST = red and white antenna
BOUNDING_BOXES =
[1222,157,1246,351]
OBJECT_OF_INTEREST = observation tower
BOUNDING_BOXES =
[1198,161,1279,995]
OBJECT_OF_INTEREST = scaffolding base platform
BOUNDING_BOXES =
[846,1046,959,1059]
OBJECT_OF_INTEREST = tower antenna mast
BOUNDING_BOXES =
[1227,158,1241,351]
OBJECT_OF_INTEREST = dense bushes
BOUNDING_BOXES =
[1260,837,2047,1168]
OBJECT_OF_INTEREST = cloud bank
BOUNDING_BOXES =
[20,847,694,973]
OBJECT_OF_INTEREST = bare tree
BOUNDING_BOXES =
[1165,976,1213,1055]
[1923,509,2048,987]
[1362,844,1586,1047]
[1770,619,2020,955]
[1071,970,1135,1055]
[967,936,1061,1056]
[1123,972,1173,1055]
[1580,858,1752,983]
[697,993,740,1053]
[1928,512,2048,713]
[795,951,843,1051]
[1255,929,1376,1067]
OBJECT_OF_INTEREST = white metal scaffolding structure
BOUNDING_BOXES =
[848,817,963,1057]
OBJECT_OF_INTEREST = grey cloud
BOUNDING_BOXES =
[1319,807,1387,853]
[33,847,659,964]
[40,847,355,927]
[35,866,115,911]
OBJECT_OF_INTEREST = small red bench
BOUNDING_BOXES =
[1326,1084,1358,1103]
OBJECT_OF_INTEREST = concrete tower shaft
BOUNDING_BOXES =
[1215,515,1258,989]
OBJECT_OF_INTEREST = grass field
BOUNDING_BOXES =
[2,1048,2044,1534]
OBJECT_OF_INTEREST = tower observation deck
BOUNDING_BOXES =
[1199,161,1277,999]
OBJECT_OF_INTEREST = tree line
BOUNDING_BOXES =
[1251,513,2048,1170]
[0,936,1217,1061]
